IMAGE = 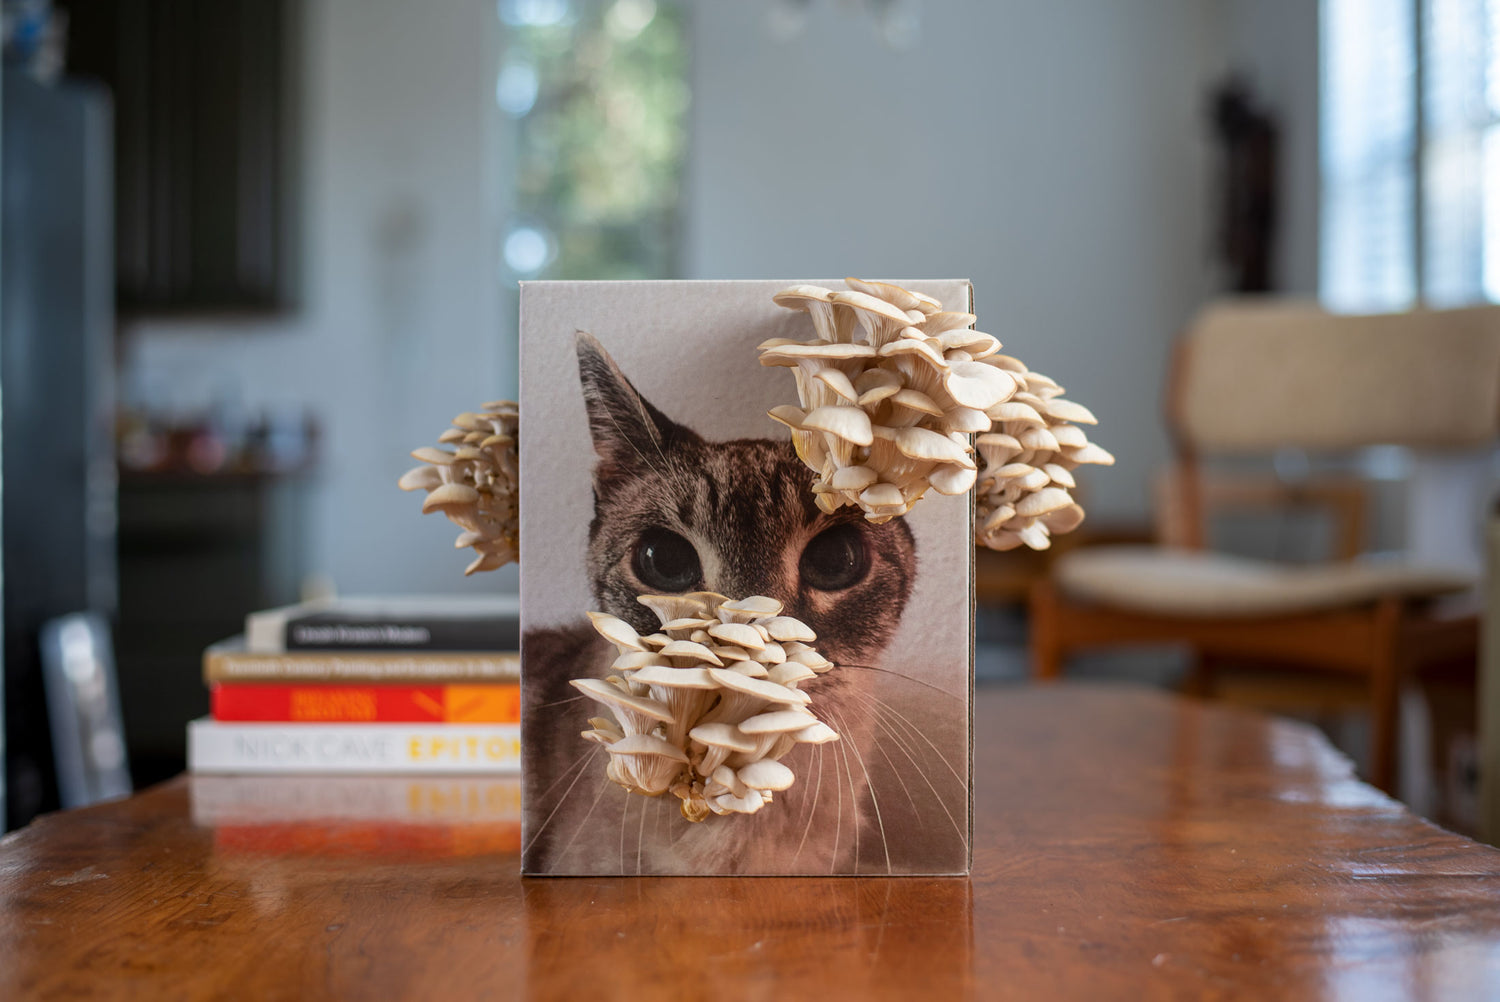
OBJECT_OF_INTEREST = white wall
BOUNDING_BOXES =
[684,0,1230,524]
[121,0,513,597]
[124,0,1291,591]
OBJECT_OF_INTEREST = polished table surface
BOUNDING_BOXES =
[4,684,1500,1000]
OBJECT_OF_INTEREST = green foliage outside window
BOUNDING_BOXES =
[500,0,689,280]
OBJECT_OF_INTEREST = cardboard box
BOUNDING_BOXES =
[519,280,973,875]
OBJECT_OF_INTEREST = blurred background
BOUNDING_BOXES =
[2,0,1497,832]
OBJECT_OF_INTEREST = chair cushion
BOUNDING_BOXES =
[1054,546,1475,618]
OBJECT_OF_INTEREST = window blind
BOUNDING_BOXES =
[1322,0,1500,310]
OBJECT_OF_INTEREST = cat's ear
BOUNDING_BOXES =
[575,331,701,478]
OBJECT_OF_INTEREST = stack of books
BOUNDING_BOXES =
[187,596,522,775]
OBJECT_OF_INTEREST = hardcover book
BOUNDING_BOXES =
[210,683,521,723]
[187,719,521,774]
[245,595,520,653]
[518,280,974,876]
[203,637,520,684]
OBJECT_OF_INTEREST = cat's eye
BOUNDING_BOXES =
[799,524,870,592]
[632,528,703,592]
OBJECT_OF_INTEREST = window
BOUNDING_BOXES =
[496,0,690,281]
[1321,0,1500,311]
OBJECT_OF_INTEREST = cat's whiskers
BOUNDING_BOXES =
[844,689,968,850]
[869,721,922,817]
[792,739,825,868]
[619,778,629,874]
[554,762,617,865]
[524,746,601,854]
[852,687,969,791]
[530,693,588,712]
[828,660,966,698]
[827,706,891,874]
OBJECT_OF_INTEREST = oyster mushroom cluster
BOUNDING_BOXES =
[398,400,520,574]
[762,278,1111,549]
[572,592,840,822]
[973,362,1115,551]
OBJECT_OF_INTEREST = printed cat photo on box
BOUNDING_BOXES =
[518,281,972,876]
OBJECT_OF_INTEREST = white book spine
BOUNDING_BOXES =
[187,718,522,775]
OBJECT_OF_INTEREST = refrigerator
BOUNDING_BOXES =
[1,68,117,830]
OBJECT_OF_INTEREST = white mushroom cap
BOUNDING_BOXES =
[570,678,674,725]
[662,617,716,634]
[611,651,666,672]
[793,721,840,744]
[1066,443,1116,466]
[801,405,874,446]
[843,276,927,312]
[945,361,1016,410]
[1016,487,1074,518]
[738,709,819,735]
[409,446,456,466]
[830,289,916,329]
[1043,503,1087,534]
[636,593,711,624]
[706,668,811,705]
[420,482,480,515]
[1044,464,1077,488]
[721,659,770,678]
[813,368,859,403]
[917,310,978,334]
[1051,424,1089,449]
[737,759,796,792]
[759,341,877,365]
[761,616,816,643]
[718,595,784,620]
[767,404,806,430]
[707,622,767,651]
[766,662,817,687]
[986,401,1046,426]
[1045,398,1098,425]
[689,722,756,752]
[882,425,974,467]
[631,665,718,689]
[398,465,443,491]
[829,465,879,491]
[944,407,994,434]
[586,612,647,652]
[928,464,978,496]
[659,640,725,666]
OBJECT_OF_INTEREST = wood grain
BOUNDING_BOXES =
[4,685,1500,1000]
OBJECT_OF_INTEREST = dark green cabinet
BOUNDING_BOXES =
[66,0,297,314]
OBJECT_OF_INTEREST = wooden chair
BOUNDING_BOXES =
[1030,300,1500,792]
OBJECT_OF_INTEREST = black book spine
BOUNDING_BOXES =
[282,614,520,652]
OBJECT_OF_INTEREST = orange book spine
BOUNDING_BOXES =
[210,683,521,723]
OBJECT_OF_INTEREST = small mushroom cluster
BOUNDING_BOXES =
[763,278,1111,549]
[571,592,840,822]
[761,279,997,523]
[398,400,520,574]
[972,360,1115,551]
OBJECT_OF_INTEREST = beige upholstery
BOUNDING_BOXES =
[1179,301,1500,452]
[1055,546,1474,618]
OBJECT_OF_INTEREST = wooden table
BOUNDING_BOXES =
[4,684,1500,1000]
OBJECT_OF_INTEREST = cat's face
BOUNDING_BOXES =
[576,332,917,667]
